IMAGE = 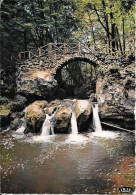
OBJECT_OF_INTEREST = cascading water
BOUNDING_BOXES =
[91,103,102,132]
[67,102,88,143]
[16,117,26,133]
[40,113,55,136]
[71,111,78,135]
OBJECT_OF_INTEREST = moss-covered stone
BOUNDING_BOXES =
[55,106,72,133]
[0,96,10,105]
[25,100,48,133]
[0,105,11,127]
[11,95,27,112]
[39,99,92,133]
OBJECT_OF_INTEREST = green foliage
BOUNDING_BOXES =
[97,67,106,76]
[108,65,119,74]
[0,97,10,105]
[1,0,135,85]
[74,0,135,54]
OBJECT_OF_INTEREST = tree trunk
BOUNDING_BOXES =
[122,17,125,54]
[110,11,116,54]
[102,0,111,53]
[90,21,96,49]
[24,30,27,51]
[116,26,123,55]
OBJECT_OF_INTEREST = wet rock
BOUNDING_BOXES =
[0,109,11,127]
[45,100,72,133]
[10,118,21,130]
[10,111,24,120]
[89,93,97,102]
[55,105,72,133]
[45,99,92,133]
[75,100,92,132]
[46,100,62,115]
[25,100,48,133]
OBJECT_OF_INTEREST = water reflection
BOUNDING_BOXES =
[1,130,135,194]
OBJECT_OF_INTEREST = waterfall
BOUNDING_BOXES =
[16,107,28,134]
[92,103,102,132]
[16,117,26,133]
[71,111,78,135]
[40,113,55,136]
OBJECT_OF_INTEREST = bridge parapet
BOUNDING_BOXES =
[17,42,109,61]
[15,42,132,78]
[15,42,133,100]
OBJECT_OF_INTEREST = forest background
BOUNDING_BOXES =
[1,0,135,97]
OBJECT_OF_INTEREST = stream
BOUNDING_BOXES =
[1,129,135,194]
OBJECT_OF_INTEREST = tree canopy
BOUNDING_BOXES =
[1,0,135,67]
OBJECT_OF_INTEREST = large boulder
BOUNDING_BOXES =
[17,70,58,100]
[10,118,21,130]
[55,104,72,133]
[0,106,11,128]
[75,100,92,132]
[45,99,91,133]
[0,101,17,128]
[24,99,92,134]
[25,100,48,133]
[96,63,135,129]
[46,100,72,133]
[11,95,27,112]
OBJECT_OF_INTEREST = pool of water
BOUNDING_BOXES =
[1,130,135,194]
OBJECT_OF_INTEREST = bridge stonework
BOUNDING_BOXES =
[16,43,103,75]
[15,43,125,99]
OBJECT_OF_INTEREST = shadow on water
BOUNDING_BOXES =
[1,130,135,194]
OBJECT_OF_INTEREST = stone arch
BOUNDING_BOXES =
[54,54,99,76]
[54,54,99,99]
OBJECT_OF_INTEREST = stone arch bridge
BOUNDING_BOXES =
[17,43,106,74]
[16,43,123,100]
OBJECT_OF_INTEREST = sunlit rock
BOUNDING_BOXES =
[25,100,48,133]
[17,69,58,100]
[75,100,92,132]
[55,105,72,133]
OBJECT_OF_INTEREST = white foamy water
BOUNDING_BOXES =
[12,117,26,138]
[34,134,56,142]
[41,113,55,137]
[71,111,78,135]
[92,103,102,132]
[33,111,56,142]
[16,126,25,133]
[90,130,119,139]
[66,134,88,144]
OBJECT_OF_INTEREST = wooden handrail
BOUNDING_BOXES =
[15,42,134,61]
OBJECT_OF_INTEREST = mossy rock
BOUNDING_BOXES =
[55,106,72,133]
[0,105,11,127]
[46,100,61,115]
[108,65,119,74]
[11,95,27,112]
[25,100,48,134]
[0,96,10,105]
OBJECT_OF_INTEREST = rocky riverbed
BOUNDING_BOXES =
[0,60,135,133]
